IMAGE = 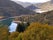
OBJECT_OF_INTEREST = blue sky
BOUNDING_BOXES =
[11,0,50,3]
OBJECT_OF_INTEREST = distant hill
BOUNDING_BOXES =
[27,1,53,12]
[14,1,32,8]
[14,1,41,10]
[39,1,53,11]
[14,1,53,13]
[0,0,35,19]
[51,0,53,3]
[26,4,39,11]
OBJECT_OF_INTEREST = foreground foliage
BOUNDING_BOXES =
[0,25,9,40]
[21,22,53,40]
[0,22,53,40]
[9,22,53,40]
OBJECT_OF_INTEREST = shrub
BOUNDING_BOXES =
[9,32,19,40]
[21,22,53,40]
[0,25,9,40]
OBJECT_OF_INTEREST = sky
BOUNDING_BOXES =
[11,0,50,3]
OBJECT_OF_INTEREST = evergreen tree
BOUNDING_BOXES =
[16,23,25,32]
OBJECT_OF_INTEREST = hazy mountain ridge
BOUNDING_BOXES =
[39,1,53,11]
[15,0,53,12]
[26,4,39,10]
[0,0,35,19]
[26,1,53,12]
[0,0,53,19]
[15,1,32,8]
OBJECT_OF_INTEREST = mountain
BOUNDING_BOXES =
[39,1,53,11]
[51,0,53,3]
[0,0,35,19]
[26,1,53,13]
[13,1,41,10]
[13,1,32,8]
[15,0,53,13]
[26,4,39,11]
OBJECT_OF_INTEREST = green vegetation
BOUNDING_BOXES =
[9,23,53,40]
[21,22,53,40]
[16,23,26,32]
[0,18,13,40]
[0,22,53,40]
[9,32,19,40]
[16,22,30,32]
[0,25,9,40]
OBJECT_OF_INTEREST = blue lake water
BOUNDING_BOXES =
[9,22,18,32]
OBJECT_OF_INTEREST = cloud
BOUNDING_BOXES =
[11,0,50,3]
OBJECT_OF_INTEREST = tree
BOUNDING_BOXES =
[21,22,53,40]
[27,22,30,26]
[16,23,25,32]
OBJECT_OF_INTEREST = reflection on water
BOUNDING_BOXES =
[9,22,18,32]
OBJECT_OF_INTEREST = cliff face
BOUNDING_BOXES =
[0,0,35,18]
